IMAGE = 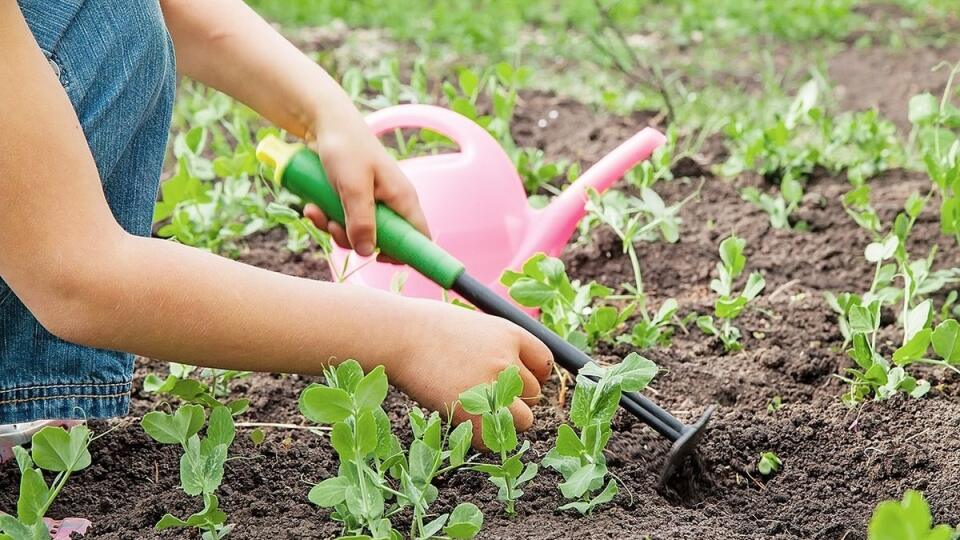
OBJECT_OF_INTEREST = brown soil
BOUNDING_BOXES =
[4,54,960,540]
[829,43,960,131]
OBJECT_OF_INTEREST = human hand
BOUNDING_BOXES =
[391,299,554,447]
[302,99,429,262]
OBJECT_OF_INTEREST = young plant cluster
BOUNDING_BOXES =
[300,354,661,536]
[144,362,251,415]
[909,60,960,248]
[723,80,903,230]
[500,253,634,353]
[697,234,765,352]
[542,353,657,513]
[141,404,238,539]
[1,425,92,540]
[829,191,960,404]
[300,360,482,539]
[156,83,331,257]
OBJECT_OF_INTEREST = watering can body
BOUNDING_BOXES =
[329,104,665,300]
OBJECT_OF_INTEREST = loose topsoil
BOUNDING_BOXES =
[4,49,960,540]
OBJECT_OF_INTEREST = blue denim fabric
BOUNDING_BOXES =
[0,0,176,422]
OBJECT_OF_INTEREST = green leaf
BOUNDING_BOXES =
[589,479,618,509]
[155,514,189,530]
[335,360,365,392]
[458,385,490,415]
[16,468,48,526]
[868,490,954,540]
[31,425,91,473]
[308,476,350,507]
[421,514,448,539]
[141,404,205,446]
[299,386,353,424]
[559,463,604,499]
[179,436,228,496]
[494,365,523,409]
[894,328,931,366]
[481,409,517,454]
[408,439,437,484]
[932,319,960,364]
[354,366,389,412]
[905,300,932,342]
[718,235,746,277]
[555,424,585,457]
[715,295,748,319]
[508,278,556,307]
[444,502,484,539]
[249,428,266,446]
[447,421,472,467]
[330,422,355,460]
[908,93,940,125]
[757,452,782,475]
[355,411,378,457]
[206,406,235,448]
[607,353,659,392]
[865,236,899,263]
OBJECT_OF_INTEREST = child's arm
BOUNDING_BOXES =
[159,0,426,259]
[0,5,551,434]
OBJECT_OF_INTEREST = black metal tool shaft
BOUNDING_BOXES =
[453,273,713,480]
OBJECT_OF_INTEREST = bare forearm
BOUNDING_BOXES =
[72,234,423,375]
[160,0,348,140]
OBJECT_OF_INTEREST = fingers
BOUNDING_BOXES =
[304,204,350,249]
[374,160,431,239]
[515,361,542,406]
[516,329,554,383]
[338,171,377,257]
[508,398,534,432]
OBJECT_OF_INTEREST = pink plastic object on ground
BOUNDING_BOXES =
[44,518,91,538]
[329,104,665,300]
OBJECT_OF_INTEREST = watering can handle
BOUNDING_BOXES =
[365,104,501,159]
[256,135,465,289]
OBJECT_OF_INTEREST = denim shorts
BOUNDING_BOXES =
[0,0,176,423]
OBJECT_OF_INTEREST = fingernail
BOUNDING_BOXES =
[357,241,375,257]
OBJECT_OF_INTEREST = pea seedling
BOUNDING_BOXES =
[1,425,92,539]
[757,452,781,476]
[868,490,955,540]
[582,187,696,349]
[542,353,658,514]
[300,360,483,539]
[501,253,631,352]
[697,234,765,352]
[144,362,251,415]
[458,365,538,516]
[141,404,236,539]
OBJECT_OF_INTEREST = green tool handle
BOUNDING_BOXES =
[256,136,465,289]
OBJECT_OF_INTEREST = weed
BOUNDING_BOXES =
[542,353,658,514]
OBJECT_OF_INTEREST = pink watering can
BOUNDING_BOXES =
[330,104,665,300]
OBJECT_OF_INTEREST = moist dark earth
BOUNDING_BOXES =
[4,45,960,540]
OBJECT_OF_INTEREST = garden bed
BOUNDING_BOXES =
[4,63,960,540]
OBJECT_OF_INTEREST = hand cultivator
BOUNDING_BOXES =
[257,128,714,483]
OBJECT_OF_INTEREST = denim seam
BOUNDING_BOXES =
[0,391,129,406]
[0,287,10,308]
[0,382,130,394]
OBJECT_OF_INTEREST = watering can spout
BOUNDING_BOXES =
[529,127,666,257]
